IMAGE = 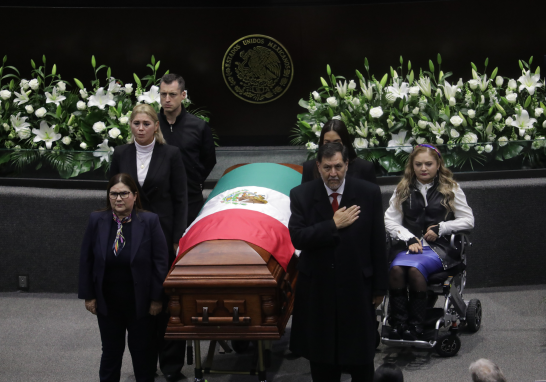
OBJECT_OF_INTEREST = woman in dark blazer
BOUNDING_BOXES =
[79,173,169,382]
[109,103,188,381]
[301,119,377,184]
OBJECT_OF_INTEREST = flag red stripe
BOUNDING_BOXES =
[175,209,294,270]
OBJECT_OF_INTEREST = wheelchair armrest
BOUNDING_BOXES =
[449,231,472,261]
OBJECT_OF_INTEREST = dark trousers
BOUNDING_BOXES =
[97,310,154,382]
[310,361,374,382]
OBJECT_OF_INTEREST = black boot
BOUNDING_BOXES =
[403,290,427,341]
[388,289,408,339]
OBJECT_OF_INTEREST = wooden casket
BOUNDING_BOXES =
[163,163,302,341]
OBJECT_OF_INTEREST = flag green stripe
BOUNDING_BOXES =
[207,163,302,201]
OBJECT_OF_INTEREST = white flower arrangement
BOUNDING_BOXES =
[0,54,211,178]
[293,56,546,172]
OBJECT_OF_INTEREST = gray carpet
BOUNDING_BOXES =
[1,285,545,382]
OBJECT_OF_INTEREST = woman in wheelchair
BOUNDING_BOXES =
[384,144,474,341]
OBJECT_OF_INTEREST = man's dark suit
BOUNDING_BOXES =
[109,143,188,261]
[288,177,388,371]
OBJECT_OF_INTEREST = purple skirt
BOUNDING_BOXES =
[390,247,443,282]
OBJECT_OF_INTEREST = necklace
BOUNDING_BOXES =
[136,151,151,169]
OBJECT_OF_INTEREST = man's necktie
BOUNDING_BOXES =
[330,192,339,212]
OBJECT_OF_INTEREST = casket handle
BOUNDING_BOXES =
[202,307,209,323]
[191,316,251,325]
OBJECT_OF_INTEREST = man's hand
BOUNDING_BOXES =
[373,295,384,309]
[85,299,97,315]
[423,225,438,242]
[173,243,179,254]
[408,238,423,254]
[333,205,360,229]
[149,300,162,316]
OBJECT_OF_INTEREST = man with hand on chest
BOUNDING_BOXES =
[288,143,388,382]
[158,73,216,226]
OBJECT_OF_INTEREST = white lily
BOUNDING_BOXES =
[417,77,432,97]
[386,81,410,100]
[10,112,31,132]
[355,121,368,138]
[32,120,62,149]
[511,110,537,130]
[518,70,542,95]
[44,87,66,106]
[360,80,374,101]
[336,81,347,98]
[429,121,446,136]
[14,89,31,106]
[88,88,116,109]
[107,78,121,94]
[478,74,490,91]
[138,85,161,104]
[441,80,460,100]
[386,130,414,154]
[93,139,114,163]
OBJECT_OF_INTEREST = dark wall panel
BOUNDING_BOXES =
[1,1,545,145]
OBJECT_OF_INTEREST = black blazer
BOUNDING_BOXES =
[110,143,188,253]
[78,210,168,319]
[301,157,377,184]
[288,177,387,365]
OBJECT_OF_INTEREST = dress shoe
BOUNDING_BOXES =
[164,372,184,382]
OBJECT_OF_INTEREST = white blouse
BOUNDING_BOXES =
[134,138,156,187]
[384,181,474,247]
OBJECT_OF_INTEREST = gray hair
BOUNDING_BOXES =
[469,359,506,382]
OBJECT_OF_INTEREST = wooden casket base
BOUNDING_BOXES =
[164,239,298,341]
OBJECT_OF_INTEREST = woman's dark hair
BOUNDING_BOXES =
[373,363,404,382]
[104,173,143,211]
[318,119,357,162]
[317,143,348,163]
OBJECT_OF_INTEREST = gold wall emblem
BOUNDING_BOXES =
[222,35,294,104]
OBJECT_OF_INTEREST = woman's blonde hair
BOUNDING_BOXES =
[394,145,458,216]
[128,104,166,144]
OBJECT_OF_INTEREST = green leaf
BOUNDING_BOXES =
[529,56,533,66]
[540,102,546,110]
[437,53,442,65]
[298,98,310,109]
[408,117,415,128]
[151,55,156,66]
[1,74,19,81]
[471,62,477,71]
[56,105,62,118]
[5,65,20,75]
[444,106,450,118]
[328,108,334,118]
[133,73,142,87]
[106,67,111,79]
[31,59,36,69]
[2,55,6,64]
[488,106,494,116]
[524,95,531,108]
[52,64,56,75]
[91,55,96,69]
[73,78,84,89]
[155,61,160,71]
[429,60,435,73]
[519,60,524,70]
[326,64,331,76]
[0,151,12,165]
[484,57,489,68]
[499,143,523,160]
[42,55,46,64]
[491,67,498,80]
[391,121,404,133]
[408,70,414,85]
[95,64,107,74]
[408,60,411,72]
[379,73,388,87]
[390,66,394,77]
[364,57,369,72]
[379,152,404,173]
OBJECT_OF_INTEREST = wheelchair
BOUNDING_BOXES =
[377,231,482,357]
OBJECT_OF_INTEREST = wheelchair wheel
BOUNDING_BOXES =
[231,340,250,353]
[466,299,482,332]
[434,333,461,357]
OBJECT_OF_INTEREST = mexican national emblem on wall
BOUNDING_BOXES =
[222,35,294,104]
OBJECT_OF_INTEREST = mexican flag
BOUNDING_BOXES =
[175,163,302,270]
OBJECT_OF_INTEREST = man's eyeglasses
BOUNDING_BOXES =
[109,191,132,200]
